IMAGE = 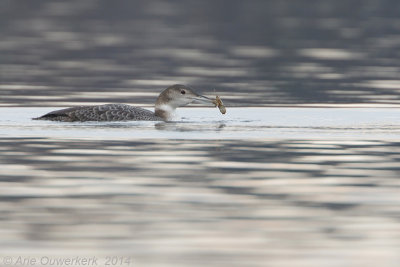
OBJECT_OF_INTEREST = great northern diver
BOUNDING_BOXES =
[33,84,215,122]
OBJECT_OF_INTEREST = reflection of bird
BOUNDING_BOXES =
[33,84,214,122]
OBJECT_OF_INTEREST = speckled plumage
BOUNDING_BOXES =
[34,104,163,122]
[34,84,214,122]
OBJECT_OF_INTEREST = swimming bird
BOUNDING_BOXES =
[33,84,215,122]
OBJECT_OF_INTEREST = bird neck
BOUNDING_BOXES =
[155,104,175,121]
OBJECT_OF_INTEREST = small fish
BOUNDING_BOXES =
[213,95,226,114]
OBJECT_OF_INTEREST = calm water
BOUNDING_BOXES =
[1,107,400,140]
[1,0,400,107]
[1,107,400,266]
[2,1,400,266]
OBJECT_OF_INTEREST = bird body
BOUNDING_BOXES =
[34,84,214,122]
[36,104,162,122]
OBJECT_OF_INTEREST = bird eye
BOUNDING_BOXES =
[180,90,186,94]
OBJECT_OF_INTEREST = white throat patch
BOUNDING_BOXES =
[156,104,176,120]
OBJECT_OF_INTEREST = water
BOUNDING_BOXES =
[1,107,400,266]
[2,1,400,266]
[2,0,400,107]
[1,107,400,140]
[1,137,400,266]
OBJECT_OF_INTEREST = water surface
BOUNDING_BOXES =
[1,107,400,266]
[2,1,400,266]
[1,107,400,139]
[2,0,400,107]
[1,137,399,266]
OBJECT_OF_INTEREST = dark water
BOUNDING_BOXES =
[1,108,399,267]
[1,138,400,266]
[1,0,400,107]
[1,1,400,266]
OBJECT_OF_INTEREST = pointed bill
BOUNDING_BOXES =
[192,95,215,106]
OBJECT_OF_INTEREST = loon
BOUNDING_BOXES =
[33,84,215,122]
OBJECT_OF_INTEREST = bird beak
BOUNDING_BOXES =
[192,94,215,106]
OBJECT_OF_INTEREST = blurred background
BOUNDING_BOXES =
[1,0,400,107]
